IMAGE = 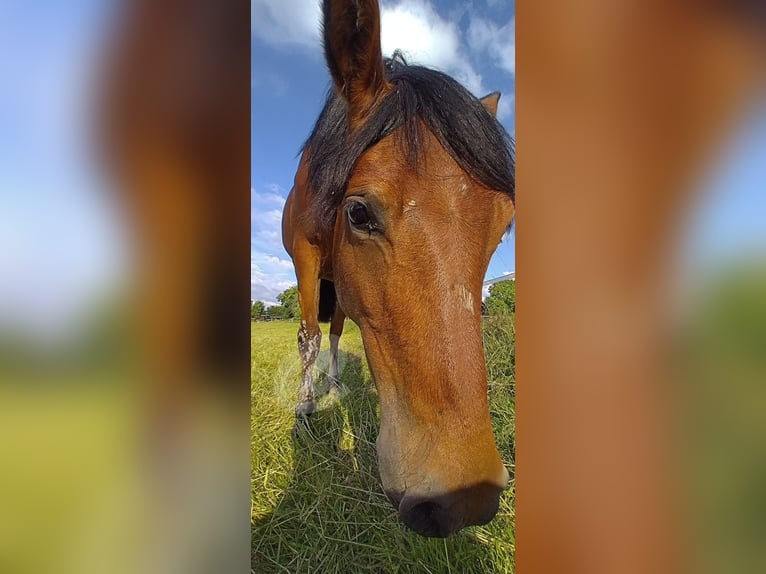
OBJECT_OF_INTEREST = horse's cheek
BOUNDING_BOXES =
[332,241,366,322]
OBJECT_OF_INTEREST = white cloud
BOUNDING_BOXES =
[251,188,286,255]
[467,16,515,76]
[496,94,514,121]
[252,228,283,253]
[252,208,283,229]
[251,0,321,51]
[251,276,296,304]
[380,1,484,95]
[252,186,286,208]
[263,255,294,270]
[251,182,295,301]
[251,259,296,302]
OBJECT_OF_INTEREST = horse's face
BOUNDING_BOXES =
[320,0,513,537]
[332,130,514,536]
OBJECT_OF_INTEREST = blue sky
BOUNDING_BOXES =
[252,0,517,305]
[0,0,125,338]
[683,105,766,274]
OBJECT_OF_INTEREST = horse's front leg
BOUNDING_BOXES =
[328,303,345,398]
[294,244,322,419]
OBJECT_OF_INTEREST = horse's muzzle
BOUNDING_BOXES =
[396,467,510,537]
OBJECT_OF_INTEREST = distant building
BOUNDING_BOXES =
[482,271,515,300]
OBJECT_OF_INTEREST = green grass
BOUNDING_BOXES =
[252,317,515,573]
[679,268,766,574]
[0,386,134,574]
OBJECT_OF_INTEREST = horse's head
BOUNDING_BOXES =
[316,0,514,537]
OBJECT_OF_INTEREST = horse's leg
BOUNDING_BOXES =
[328,304,346,398]
[294,244,322,419]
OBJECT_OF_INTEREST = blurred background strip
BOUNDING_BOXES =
[0,1,250,573]
[516,1,765,573]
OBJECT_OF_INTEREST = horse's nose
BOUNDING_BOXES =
[399,494,459,537]
[398,474,508,537]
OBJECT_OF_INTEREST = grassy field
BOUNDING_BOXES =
[252,317,516,573]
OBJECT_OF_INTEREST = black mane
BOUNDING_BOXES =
[302,51,515,231]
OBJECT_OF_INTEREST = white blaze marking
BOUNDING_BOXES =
[458,284,474,314]
[407,199,416,206]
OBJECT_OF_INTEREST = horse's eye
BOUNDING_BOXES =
[347,202,371,228]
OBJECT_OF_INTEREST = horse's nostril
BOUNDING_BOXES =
[399,498,457,538]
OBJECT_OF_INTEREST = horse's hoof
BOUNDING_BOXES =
[294,400,316,419]
[327,383,342,400]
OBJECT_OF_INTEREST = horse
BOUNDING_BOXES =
[281,0,515,537]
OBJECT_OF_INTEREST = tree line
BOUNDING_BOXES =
[252,286,301,321]
[252,279,515,321]
[482,280,515,316]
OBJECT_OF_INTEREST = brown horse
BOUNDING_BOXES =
[282,0,515,537]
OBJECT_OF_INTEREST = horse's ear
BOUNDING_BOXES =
[480,92,501,117]
[322,0,388,124]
